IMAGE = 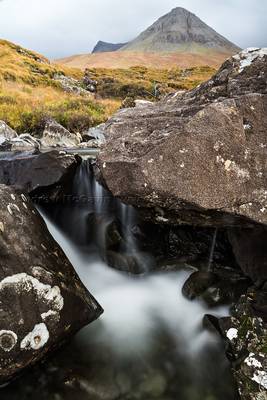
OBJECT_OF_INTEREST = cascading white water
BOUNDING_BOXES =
[17,160,237,400]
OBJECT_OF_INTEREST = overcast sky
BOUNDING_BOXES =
[0,0,266,59]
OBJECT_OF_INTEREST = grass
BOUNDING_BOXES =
[0,39,216,135]
[0,39,119,134]
[89,65,216,99]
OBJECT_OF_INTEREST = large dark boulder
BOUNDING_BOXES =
[98,48,267,227]
[0,185,103,384]
[228,226,267,287]
[0,151,80,199]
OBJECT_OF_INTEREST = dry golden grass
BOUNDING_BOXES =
[0,39,119,134]
[56,50,233,70]
[0,39,218,135]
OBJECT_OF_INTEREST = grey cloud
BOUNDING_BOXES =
[0,0,266,59]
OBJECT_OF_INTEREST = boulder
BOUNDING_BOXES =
[10,134,41,152]
[0,185,103,384]
[40,120,81,148]
[0,151,80,197]
[98,48,267,227]
[53,74,91,96]
[0,121,17,149]
[228,226,267,287]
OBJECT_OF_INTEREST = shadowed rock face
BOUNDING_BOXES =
[0,151,81,199]
[98,48,267,228]
[0,185,103,384]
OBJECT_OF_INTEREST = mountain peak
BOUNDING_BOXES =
[170,7,193,14]
[119,7,240,53]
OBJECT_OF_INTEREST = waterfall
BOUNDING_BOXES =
[208,228,218,271]
[28,160,237,400]
[66,159,150,273]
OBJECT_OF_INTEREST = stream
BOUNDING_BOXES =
[1,160,239,400]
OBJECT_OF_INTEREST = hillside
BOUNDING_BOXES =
[120,7,240,53]
[59,7,239,69]
[0,39,118,133]
[56,49,232,70]
[0,39,217,135]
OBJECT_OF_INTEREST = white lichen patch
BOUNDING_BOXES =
[234,48,267,73]
[245,353,263,369]
[226,328,238,341]
[252,370,267,389]
[0,273,64,317]
[0,222,4,233]
[10,194,16,201]
[21,194,28,202]
[156,216,169,223]
[7,203,20,215]
[224,160,250,180]
[41,310,58,320]
[20,323,49,351]
[0,330,18,352]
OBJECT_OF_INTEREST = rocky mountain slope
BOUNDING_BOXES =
[120,7,240,53]
[60,8,239,69]
[92,41,128,53]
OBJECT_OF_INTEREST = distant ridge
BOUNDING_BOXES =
[57,7,240,69]
[120,7,240,53]
[92,41,128,53]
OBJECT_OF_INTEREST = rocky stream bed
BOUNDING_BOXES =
[0,48,266,400]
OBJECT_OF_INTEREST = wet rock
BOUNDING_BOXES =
[105,220,123,250]
[0,151,80,199]
[182,271,219,300]
[105,251,140,274]
[220,291,267,399]
[228,226,267,287]
[41,119,81,148]
[0,185,103,384]
[98,48,267,227]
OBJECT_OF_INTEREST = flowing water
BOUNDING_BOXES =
[1,160,238,400]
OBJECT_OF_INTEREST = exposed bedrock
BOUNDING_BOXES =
[0,150,81,200]
[0,185,103,384]
[97,48,267,228]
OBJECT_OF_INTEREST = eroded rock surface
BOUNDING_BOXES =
[0,150,80,198]
[98,48,267,227]
[0,185,103,384]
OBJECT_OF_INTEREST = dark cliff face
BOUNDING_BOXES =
[92,41,128,53]
[120,7,240,53]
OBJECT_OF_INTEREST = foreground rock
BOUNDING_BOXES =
[40,119,81,148]
[0,151,80,198]
[0,185,103,384]
[220,292,267,399]
[98,48,267,227]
